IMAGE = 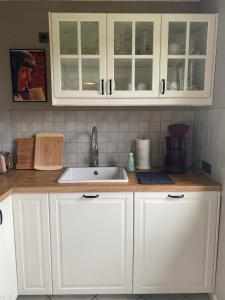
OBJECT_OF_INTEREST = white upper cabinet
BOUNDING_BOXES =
[49,13,217,106]
[107,14,161,99]
[50,13,106,102]
[160,14,217,100]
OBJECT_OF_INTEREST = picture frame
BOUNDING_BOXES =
[10,49,47,102]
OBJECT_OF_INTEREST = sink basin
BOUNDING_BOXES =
[57,167,129,183]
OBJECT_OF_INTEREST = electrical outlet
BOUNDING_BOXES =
[202,161,212,175]
[39,32,49,43]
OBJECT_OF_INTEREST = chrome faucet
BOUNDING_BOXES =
[91,126,99,167]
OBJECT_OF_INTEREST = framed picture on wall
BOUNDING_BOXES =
[10,49,47,102]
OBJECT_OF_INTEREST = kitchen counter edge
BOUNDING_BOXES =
[0,169,222,203]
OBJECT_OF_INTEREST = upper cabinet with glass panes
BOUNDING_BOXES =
[50,13,106,101]
[107,14,161,99]
[49,13,218,106]
[160,14,217,99]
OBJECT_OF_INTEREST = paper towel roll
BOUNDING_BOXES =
[136,139,151,170]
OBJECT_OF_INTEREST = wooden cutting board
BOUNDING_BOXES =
[16,138,35,169]
[34,132,64,170]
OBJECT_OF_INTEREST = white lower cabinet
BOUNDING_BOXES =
[0,196,18,300]
[13,193,52,295]
[133,192,220,294]
[49,192,133,294]
[12,190,220,296]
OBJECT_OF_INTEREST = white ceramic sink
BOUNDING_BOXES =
[58,167,129,183]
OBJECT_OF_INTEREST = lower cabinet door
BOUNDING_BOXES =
[13,193,52,295]
[133,192,220,294]
[0,196,18,300]
[49,192,133,294]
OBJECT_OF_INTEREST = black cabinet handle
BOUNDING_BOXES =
[101,79,104,95]
[109,79,112,95]
[161,79,165,95]
[168,194,184,199]
[0,210,2,225]
[83,194,99,199]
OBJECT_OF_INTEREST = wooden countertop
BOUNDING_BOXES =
[0,169,221,203]
[0,170,26,202]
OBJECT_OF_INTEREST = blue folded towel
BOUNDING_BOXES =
[136,172,174,184]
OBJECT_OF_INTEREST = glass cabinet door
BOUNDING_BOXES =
[50,13,106,99]
[160,14,217,98]
[107,14,161,98]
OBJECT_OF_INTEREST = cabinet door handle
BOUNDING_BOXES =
[161,79,165,95]
[83,194,99,199]
[0,210,2,225]
[167,194,184,199]
[109,79,112,95]
[101,79,104,95]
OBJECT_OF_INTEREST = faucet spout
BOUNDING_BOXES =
[91,126,99,167]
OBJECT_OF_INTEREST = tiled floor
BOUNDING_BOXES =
[18,294,211,300]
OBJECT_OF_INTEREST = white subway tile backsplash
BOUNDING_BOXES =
[119,132,129,142]
[53,122,65,133]
[65,132,77,143]
[77,143,89,153]
[86,111,99,122]
[77,152,89,165]
[43,111,54,122]
[106,111,118,122]
[118,111,129,122]
[118,142,130,153]
[150,111,161,121]
[99,143,107,153]
[161,111,171,122]
[107,122,118,132]
[53,111,64,122]
[65,152,76,164]
[1,142,13,152]
[99,153,107,165]
[118,152,128,164]
[76,111,87,121]
[139,122,149,133]
[97,111,109,122]
[149,131,161,142]
[65,143,76,153]
[21,111,32,122]
[107,132,118,142]
[129,111,140,122]
[76,122,87,133]
[65,111,76,122]
[43,122,54,132]
[107,143,118,153]
[10,111,21,122]
[1,110,193,168]
[150,122,160,132]
[21,121,31,132]
[129,122,139,132]
[97,122,107,132]
[32,122,43,132]
[140,111,150,121]
[98,132,107,142]
[65,122,76,132]
[119,122,129,132]
[107,152,118,165]
[76,132,89,143]
[30,111,43,122]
